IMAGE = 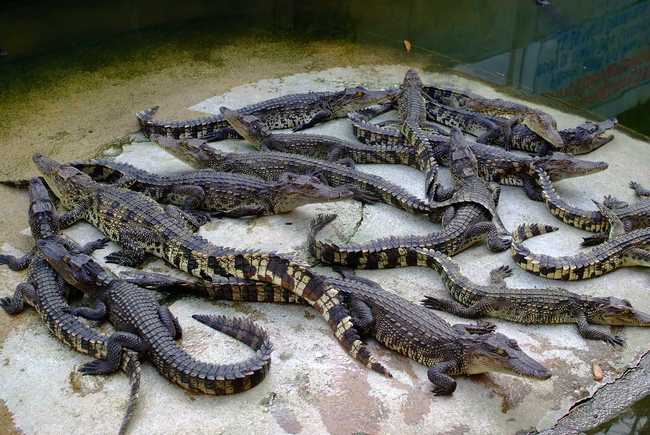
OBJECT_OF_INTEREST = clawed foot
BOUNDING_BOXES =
[487,234,512,252]
[0,297,21,315]
[105,252,142,267]
[79,359,117,376]
[606,335,625,347]
[431,383,455,396]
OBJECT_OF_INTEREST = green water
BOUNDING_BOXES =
[2,1,650,431]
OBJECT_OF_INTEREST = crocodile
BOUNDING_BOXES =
[535,166,650,246]
[422,85,565,149]
[136,86,397,140]
[33,154,391,377]
[38,237,274,396]
[70,159,353,218]
[511,206,650,280]
[418,249,650,345]
[152,135,435,219]
[425,100,616,156]
[309,131,511,270]
[121,267,551,395]
[350,104,616,156]
[395,69,442,200]
[0,177,139,435]
[348,110,609,200]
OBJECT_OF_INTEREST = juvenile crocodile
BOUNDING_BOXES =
[351,104,616,156]
[396,69,441,199]
[422,85,564,149]
[219,106,419,167]
[309,131,511,270]
[418,249,650,345]
[136,86,396,140]
[348,110,608,200]
[0,177,139,435]
[33,154,391,377]
[153,135,435,218]
[425,100,616,155]
[535,167,650,245]
[122,267,551,395]
[511,206,650,280]
[38,238,274,396]
[72,159,353,217]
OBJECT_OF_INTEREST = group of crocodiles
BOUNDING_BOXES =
[1,69,648,433]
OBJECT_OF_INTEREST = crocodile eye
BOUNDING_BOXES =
[355,91,365,97]
[496,348,507,356]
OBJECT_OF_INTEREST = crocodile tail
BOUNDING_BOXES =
[512,223,558,244]
[308,213,341,262]
[135,106,160,137]
[534,166,606,232]
[0,178,31,188]
[118,351,142,435]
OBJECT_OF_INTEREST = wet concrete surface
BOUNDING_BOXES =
[0,65,648,434]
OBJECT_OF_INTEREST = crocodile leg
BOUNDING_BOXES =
[348,296,375,337]
[575,314,624,346]
[0,282,36,315]
[170,185,206,209]
[602,195,629,210]
[421,296,489,318]
[216,205,267,218]
[452,321,496,335]
[427,360,458,395]
[292,109,333,132]
[489,265,512,286]
[630,181,650,198]
[158,306,183,340]
[80,332,147,375]
[522,176,544,202]
[77,238,110,255]
[66,301,108,321]
[58,202,90,228]
[165,204,206,231]
[0,251,34,271]
[440,207,456,228]
[468,221,511,252]
[105,227,155,267]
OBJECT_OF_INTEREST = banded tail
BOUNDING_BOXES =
[0,178,31,188]
[118,352,141,435]
[512,223,559,244]
[534,166,606,232]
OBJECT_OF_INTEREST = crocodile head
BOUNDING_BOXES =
[447,128,479,181]
[330,86,398,117]
[271,173,353,213]
[561,119,617,155]
[32,154,96,209]
[220,107,270,146]
[462,332,551,380]
[151,135,214,168]
[27,176,58,239]
[521,111,564,149]
[534,153,608,181]
[38,238,112,295]
[401,69,423,89]
[587,296,650,326]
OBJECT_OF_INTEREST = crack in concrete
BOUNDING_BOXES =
[344,203,365,244]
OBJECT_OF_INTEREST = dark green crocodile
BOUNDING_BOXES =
[535,166,650,246]
[418,249,650,345]
[422,85,565,149]
[511,206,650,280]
[33,154,391,377]
[351,104,616,156]
[38,237,274,396]
[396,69,441,200]
[153,135,435,219]
[137,86,397,140]
[309,130,511,270]
[348,110,608,201]
[121,267,551,396]
[71,159,353,218]
[0,177,139,435]
[425,100,616,156]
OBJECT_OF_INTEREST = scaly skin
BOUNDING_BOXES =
[511,221,650,280]
[219,106,419,167]
[33,154,391,377]
[72,159,353,217]
[122,269,551,395]
[418,249,650,345]
[348,109,608,201]
[38,238,274,396]
[0,177,140,435]
[153,135,435,219]
[309,132,511,270]
[536,167,650,245]
[422,85,565,149]
[136,86,397,140]
[397,69,440,200]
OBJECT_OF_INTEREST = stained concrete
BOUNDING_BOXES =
[0,65,648,434]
